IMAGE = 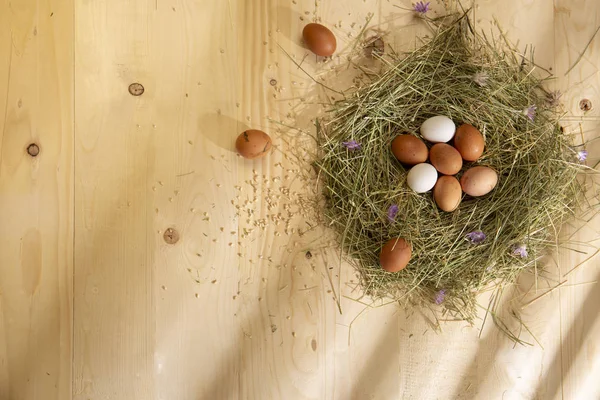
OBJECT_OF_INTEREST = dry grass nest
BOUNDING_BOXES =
[315,14,589,324]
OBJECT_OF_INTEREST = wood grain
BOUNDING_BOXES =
[1,0,599,399]
[0,0,74,399]
[553,1,600,399]
[73,1,158,398]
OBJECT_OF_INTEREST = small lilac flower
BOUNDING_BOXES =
[577,150,588,162]
[513,244,528,258]
[466,231,486,244]
[523,105,537,122]
[472,71,489,87]
[342,140,361,151]
[387,204,399,223]
[413,1,430,14]
[435,289,446,305]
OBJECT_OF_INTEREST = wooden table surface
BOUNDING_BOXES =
[1,0,599,399]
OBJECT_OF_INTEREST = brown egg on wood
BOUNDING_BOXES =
[460,166,498,197]
[429,143,463,175]
[302,23,337,57]
[235,130,272,159]
[379,238,412,272]
[454,124,485,161]
[433,176,462,212]
[391,134,428,165]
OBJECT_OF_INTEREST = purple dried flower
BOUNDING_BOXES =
[472,71,489,87]
[342,140,361,151]
[466,231,486,244]
[513,244,528,258]
[413,1,430,14]
[577,150,588,162]
[523,105,537,122]
[435,289,446,305]
[342,140,361,150]
[387,204,399,223]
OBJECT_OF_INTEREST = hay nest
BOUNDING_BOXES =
[315,14,587,323]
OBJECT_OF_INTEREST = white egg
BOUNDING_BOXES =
[407,163,438,193]
[420,115,456,143]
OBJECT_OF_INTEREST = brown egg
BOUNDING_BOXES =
[391,135,428,165]
[302,23,337,57]
[379,238,412,273]
[429,143,463,175]
[454,124,485,161]
[433,176,462,212]
[235,130,272,159]
[460,166,498,196]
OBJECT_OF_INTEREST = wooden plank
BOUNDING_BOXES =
[553,1,600,399]
[0,0,74,399]
[73,1,157,398]
[150,1,242,399]
[439,2,565,399]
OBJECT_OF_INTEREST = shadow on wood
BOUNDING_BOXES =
[199,113,250,153]
[350,318,399,400]
[533,277,600,399]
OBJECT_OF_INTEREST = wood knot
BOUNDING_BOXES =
[364,36,384,58]
[128,83,145,96]
[163,228,180,244]
[579,99,592,112]
[27,143,40,157]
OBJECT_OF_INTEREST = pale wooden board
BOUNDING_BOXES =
[1,0,599,399]
[73,2,159,398]
[0,0,74,399]
[553,1,600,399]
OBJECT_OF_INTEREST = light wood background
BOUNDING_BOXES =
[1,0,599,399]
